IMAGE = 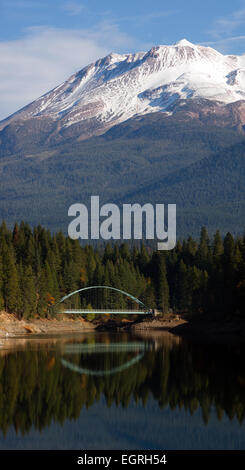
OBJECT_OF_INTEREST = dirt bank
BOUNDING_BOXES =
[1,310,244,345]
[125,313,245,344]
[120,313,245,344]
[0,311,95,338]
[129,314,186,331]
[0,311,186,339]
[95,313,187,332]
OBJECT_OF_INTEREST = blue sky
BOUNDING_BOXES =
[1,0,245,119]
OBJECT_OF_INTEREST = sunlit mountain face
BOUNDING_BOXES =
[1,39,245,142]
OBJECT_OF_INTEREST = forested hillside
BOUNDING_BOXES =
[0,222,244,318]
[0,113,244,236]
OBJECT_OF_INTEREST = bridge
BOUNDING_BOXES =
[54,285,153,315]
[61,309,149,314]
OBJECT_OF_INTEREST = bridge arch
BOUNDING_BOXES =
[55,285,149,314]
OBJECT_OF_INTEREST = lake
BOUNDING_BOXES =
[0,331,244,450]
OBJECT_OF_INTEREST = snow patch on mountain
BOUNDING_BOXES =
[2,39,245,130]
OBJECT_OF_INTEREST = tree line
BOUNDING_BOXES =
[0,221,244,318]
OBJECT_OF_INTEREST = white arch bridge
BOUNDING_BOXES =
[54,285,153,315]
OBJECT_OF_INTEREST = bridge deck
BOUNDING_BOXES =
[59,309,151,315]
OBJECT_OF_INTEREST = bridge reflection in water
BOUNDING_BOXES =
[61,341,153,376]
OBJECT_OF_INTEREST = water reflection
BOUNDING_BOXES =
[0,332,244,447]
[61,341,150,376]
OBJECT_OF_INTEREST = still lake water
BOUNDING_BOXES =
[0,331,245,450]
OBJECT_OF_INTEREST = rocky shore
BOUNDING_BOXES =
[0,311,95,338]
[1,310,245,346]
[0,311,185,339]
[96,313,245,344]
[94,313,187,333]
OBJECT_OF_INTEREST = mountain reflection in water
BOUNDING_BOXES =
[0,331,245,449]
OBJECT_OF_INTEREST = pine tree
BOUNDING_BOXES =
[213,230,224,258]
[176,260,188,311]
[3,245,21,315]
[196,227,210,270]
[0,255,4,310]
[37,261,56,316]
[20,265,36,318]
[156,254,169,313]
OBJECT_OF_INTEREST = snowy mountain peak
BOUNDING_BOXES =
[1,40,245,137]
[174,38,195,47]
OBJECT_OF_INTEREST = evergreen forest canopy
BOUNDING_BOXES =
[0,221,244,319]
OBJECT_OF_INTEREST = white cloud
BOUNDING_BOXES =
[202,35,245,46]
[209,7,245,38]
[0,24,146,120]
[201,35,245,55]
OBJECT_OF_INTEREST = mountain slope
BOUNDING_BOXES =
[0,40,245,237]
[0,113,244,236]
[1,39,245,150]
[123,137,245,236]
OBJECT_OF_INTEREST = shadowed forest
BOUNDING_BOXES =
[0,221,244,318]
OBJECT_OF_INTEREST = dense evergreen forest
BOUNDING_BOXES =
[1,114,245,237]
[0,221,244,318]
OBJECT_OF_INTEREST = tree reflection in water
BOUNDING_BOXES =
[0,332,244,436]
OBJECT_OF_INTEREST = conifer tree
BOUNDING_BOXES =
[3,245,21,315]
[176,260,188,311]
[156,254,169,313]
[0,255,4,310]
[196,227,210,270]
[213,230,224,258]
[20,265,36,318]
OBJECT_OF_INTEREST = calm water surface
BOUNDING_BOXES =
[0,331,245,450]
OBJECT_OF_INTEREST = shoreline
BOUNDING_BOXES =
[0,311,96,339]
[1,311,245,346]
[94,314,245,344]
[169,314,245,344]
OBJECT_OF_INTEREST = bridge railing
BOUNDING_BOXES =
[59,309,152,314]
[53,285,153,316]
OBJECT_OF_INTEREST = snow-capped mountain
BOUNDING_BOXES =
[1,39,245,236]
[2,39,245,139]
